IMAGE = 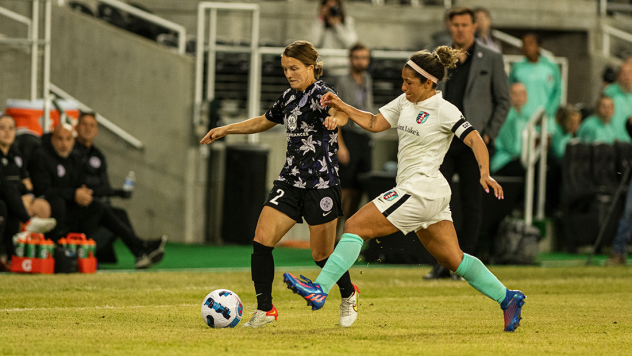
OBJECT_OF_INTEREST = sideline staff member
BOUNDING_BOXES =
[428,7,510,279]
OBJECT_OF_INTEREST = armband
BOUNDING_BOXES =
[451,117,475,140]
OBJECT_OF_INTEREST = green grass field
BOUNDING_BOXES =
[2,265,632,355]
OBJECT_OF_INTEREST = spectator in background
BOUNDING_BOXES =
[29,123,166,269]
[509,33,561,128]
[604,62,632,142]
[335,44,374,223]
[491,83,529,176]
[576,95,616,144]
[311,0,358,76]
[426,7,510,280]
[0,115,56,258]
[431,10,453,49]
[73,112,146,263]
[551,104,581,161]
[474,7,501,53]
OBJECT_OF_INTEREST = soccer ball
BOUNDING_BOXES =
[201,289,243,328]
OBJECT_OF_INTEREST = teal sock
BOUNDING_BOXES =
[455,253,507,305]
[314,233,364,293]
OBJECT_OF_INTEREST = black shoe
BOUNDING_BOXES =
[135,235,167,269]
[423,264,451,279]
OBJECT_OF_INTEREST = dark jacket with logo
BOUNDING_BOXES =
[0,145,30,195]
[28,133,84,202]
[73,141,114,198]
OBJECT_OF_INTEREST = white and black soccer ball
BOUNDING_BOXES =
[201,289,243,328]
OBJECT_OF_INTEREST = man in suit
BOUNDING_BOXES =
[425,6,510,279]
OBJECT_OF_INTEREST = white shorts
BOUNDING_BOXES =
[372,187,452,234]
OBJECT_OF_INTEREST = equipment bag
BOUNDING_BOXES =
[494,218,540,265]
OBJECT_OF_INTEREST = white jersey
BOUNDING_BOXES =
[379,91,474,198]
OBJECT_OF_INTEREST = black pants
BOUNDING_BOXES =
[440,139,483,255]
[46,196,145,256]
[0,184,32,256]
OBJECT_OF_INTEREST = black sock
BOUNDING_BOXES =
[314,257,354,298]
[252,241,275,312]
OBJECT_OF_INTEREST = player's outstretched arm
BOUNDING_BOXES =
[321,92,390,133]
[462,130,504,200]
[200,115,277,144]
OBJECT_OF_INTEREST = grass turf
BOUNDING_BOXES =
[2,266,632,355]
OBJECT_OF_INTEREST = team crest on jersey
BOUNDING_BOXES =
[383,189,398,201]
[416,111,430,124]
[288,114,297,131]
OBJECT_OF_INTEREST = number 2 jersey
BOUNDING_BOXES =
[379,91,474,198]
[265,80,340,189]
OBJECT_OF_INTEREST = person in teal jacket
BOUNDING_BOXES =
[509,33,561,129]
[577,95,616,144]
[491,83,530,174]
[550,104,581,161]
[603,63,632,142]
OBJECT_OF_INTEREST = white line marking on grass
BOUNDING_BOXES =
[1,303,198,313]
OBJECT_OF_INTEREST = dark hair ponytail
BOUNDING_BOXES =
[406,46,461,87]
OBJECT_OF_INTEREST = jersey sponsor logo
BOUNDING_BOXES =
[416,111,430,124]
[320,197,333,212]
[1,158,7,166]
[89,156,102,169]
[57,164,66,177]
[14,156,23,168]
[397,125,420,136]
[383,189,398,201]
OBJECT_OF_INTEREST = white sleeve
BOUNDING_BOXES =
[379,94,405,128]
[440,104,475,140]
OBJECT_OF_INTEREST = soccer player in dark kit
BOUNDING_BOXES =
[200,41,359,328]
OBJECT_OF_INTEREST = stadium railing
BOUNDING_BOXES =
[602,24,632,58]
[0,0,143,149]
[521,107,548,226]
[97,0,187,54]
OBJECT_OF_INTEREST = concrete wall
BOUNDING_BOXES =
[0,3,204,243]
[49,6,202,243]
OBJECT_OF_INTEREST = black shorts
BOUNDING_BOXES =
[339,129,372,190]
[264,181,343,225]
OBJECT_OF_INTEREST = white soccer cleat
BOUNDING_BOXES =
[242,305,278,328]
[339,284,359,327]
[25,217,57,234]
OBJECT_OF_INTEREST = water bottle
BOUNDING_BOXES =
[123,171,135,192]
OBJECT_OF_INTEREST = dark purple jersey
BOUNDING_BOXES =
[265,80,340,189]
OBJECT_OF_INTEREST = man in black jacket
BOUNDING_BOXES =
[426,7,510,279]
[28,123,165,269]
[73,112,149,263]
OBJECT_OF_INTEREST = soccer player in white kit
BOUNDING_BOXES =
[284,46,526,332]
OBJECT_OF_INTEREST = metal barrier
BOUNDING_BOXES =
[195,2,260,142]
[98,0,187,54]
[602,24,632,58]
[520,107,548,226]
[0,1,47,102]
[49,84,144,149]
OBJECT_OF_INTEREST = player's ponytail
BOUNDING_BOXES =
[434,46,460,70]
[406,46,462,88]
